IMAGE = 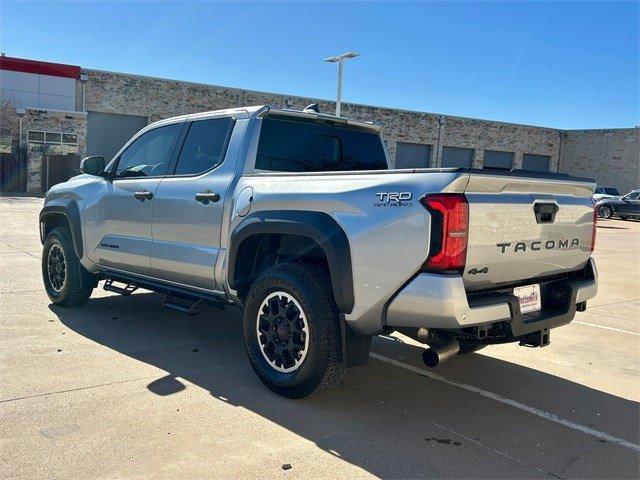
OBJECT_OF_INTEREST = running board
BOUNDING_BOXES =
[100,269,230,316]
[104,279,138,296]
[163,295,213,316]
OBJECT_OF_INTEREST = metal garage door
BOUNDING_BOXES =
[87,111,148,161]
[522,154,550,172]
[441,146,474,168]
[395,142,432,168]
[483,150,514,169]
[396,142,431,168]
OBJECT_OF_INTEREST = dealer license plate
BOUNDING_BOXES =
[513,284,541,314]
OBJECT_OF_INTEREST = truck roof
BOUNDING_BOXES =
[148,105,380,133]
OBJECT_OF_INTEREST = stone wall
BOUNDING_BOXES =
[559,128,639,193]
[84,69,562,169]
[22,109,87,193]
[0,99,20,153]
[7,67,637,194]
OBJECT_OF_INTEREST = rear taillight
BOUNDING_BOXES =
[591,205,597,252]
[420,193,469,270]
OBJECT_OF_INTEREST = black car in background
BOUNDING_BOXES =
[596,190,640,220]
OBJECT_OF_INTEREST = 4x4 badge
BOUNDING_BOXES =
[468,267,489,275]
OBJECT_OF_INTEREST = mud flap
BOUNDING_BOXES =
[340,316,372,368]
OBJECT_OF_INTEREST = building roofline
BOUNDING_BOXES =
[2,56,631,132]
[84,67,569,132]
[562,127,639,133]
[0,55,80,79]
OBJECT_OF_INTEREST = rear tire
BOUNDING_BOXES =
[42,226,94,306]
[243,263,344,398]
[598,205,613,219]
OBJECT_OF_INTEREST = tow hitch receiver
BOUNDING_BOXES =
[519,327,551,348]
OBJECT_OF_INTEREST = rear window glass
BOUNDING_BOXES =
[255,118,387,172]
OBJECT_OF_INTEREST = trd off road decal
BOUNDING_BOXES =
[374,192,413,207]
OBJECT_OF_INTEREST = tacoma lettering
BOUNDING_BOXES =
[496,238,581,253]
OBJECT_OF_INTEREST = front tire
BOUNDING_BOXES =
[243,263,344,398]
[598,205,613,219]
[42,226,94,306]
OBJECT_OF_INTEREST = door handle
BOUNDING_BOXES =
[195,192,220,205]
[133,191,153,202]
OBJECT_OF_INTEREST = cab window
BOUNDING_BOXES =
[114,124,180,179]
[255,117,387,172]
[173,118,233,175]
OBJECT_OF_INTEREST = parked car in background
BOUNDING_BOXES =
[592,186,621,201]
[596,189,640,220]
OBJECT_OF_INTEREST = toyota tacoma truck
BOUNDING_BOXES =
[40,105,598,398]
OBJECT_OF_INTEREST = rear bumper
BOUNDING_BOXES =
[385,257,598,334]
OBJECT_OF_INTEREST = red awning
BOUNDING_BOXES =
[0,56,80,79]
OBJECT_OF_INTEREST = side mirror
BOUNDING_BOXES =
[80,156,106,176]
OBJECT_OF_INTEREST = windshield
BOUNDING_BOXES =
[623,191,640,200]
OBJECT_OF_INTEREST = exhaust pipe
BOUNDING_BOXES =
[395,327,461,367]
[422,338,460,368]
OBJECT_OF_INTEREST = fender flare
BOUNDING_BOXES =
[39,199,84,259]
[228,210,354,314]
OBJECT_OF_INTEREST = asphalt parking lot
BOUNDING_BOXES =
[1,196,638,479]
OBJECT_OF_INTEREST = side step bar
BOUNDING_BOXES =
[163,295,221,316]
[104,279,138,296]
[100,271,230,316]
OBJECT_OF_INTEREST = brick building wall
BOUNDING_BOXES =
[22,109,86,193]
[84,69,562,170]
[560,128,640,194]
[2,64,637,194]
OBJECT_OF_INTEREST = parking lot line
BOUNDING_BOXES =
[573,320,640,336]
[369,352,640,452]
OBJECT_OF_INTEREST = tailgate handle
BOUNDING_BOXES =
[534,202,559,224]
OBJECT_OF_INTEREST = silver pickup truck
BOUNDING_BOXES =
[40,105,598,398]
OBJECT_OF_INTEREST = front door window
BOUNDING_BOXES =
[114,124,180,178]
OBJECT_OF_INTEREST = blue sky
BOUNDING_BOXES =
[1,1,638,129]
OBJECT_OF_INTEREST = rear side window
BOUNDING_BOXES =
[173,118,233,175]
[255,118,387,172]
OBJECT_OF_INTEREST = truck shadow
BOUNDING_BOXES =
[51,292,639,479]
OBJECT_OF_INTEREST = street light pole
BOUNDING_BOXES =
[324,51,359,117]
[335,59,344,117]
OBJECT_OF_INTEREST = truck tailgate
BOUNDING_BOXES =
[459,172,595,291]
